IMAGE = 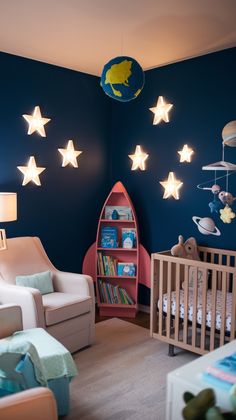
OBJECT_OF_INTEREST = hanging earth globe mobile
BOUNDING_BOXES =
[100,56,145,102]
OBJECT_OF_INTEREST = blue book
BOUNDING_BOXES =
[122,228,136,249]
[117,263,136,276]
[101,226,118,248]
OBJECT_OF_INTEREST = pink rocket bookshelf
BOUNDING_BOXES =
[83,181,151,319]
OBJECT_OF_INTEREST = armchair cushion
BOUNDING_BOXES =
[15,271,54,295]
[42,292,92,326]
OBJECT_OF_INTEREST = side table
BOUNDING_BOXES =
[166,340,236,419]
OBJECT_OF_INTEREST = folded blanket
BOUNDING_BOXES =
[0,327,77,392]
[202,352,236,390]
[0,340,47,386]
[12,328,78,380]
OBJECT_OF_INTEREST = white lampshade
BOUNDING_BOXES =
[0,193,17,222]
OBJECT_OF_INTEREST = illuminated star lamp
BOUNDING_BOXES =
[160,172,183,200]
[149,96,173,125]
[17,156,46,186]
[0,192,17,250]
[128,145,149,171]
[178,144,194,163]
[22,106,51,137]
[58,140,82,168]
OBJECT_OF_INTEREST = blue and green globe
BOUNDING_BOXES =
[100,56,145,102]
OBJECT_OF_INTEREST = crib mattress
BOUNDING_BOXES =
[161,289,233,332]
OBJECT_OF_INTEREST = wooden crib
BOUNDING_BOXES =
[150,246,236,355]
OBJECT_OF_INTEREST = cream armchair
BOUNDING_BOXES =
[0,236,95,353]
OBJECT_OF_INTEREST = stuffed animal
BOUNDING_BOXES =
[171,235,200,261]
[182,388,236,419]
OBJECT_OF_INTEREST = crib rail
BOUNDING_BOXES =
[150,247,236,355]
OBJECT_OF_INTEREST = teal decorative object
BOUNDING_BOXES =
[100,56,145,102]
[112,209,119,220]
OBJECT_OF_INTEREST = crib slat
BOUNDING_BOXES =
[166,262,171,339]
[220,271,227,347]
[210,269,217,351]
[159,260,163,336]
[174,262,180,341]
[191,268,197,349]
[150,255,158,336]
[231,272,236,340]
[200,269,207,351]
[183,265,189,344]
[226,255,230,291]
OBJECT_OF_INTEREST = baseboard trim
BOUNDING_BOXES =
[138,304,150,314]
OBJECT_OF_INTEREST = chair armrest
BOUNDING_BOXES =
[53,271,94,298]
[0,284,45,329]
[0,304,23,338]
[0,387,57,420]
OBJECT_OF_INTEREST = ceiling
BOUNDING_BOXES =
[1,0,236,76]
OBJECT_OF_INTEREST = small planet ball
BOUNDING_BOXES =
[222,120,236,147]
[192,216,221,236]
[100,56,145,102]
[211,184,220,194]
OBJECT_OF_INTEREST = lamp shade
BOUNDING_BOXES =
[0,193,17,222]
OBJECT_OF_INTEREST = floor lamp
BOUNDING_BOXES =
[0,193,17,250]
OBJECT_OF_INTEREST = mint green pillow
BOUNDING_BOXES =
[15,271,54,295]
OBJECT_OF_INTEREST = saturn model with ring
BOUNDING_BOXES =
[192,216,221,236]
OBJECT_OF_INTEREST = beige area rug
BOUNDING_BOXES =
[67,318,197,420]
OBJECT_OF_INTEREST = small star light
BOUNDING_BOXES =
[160,171,183,200]
[128,145,149,171]
[22,106,51,137]
[58,140,82,168]
[178,144,194,163]
[17,156,46,186]
[149,96,173,125]
[220,205,236,223]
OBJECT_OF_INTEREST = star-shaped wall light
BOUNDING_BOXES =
[17,156,46,186]
[128,145,149,170]
[178,144,194,163]
[149,96,173,125]
[22,106,51,137]
[58,140,82,167]
[160,171,183,199]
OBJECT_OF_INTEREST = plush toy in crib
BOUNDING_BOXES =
[171,235,200,261]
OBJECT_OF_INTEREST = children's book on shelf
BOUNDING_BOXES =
[98,279,134,305]
[105,206,133,221]
[117,262,136,277]
[121,228,136,249]
[100,226,118,248]
[97,252,117,276]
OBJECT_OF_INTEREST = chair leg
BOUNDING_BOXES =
[168,344,175,357]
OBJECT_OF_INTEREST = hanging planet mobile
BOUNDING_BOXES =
[192,216,221,236]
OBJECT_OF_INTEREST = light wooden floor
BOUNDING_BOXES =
[95,308,150,329]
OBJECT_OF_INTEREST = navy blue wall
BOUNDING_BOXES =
[110,47,236,304]
[0,52,111,272]
[1,48,236,305]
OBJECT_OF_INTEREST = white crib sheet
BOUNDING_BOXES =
[162,289,233,332]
